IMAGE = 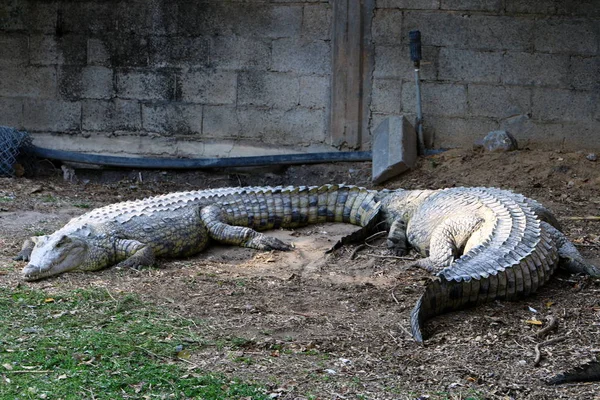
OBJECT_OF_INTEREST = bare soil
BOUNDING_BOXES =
[1,148,599,399]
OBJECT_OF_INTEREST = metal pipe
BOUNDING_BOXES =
[29,146,372,169]
[409,30,425,155]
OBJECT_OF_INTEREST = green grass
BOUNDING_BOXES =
[0,287,269,400]
[72,203,91,209]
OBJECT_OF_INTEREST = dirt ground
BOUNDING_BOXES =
[1,148,599,399]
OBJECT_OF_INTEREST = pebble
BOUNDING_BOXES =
[586,153,597,161]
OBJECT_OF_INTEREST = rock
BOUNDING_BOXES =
[476,130,518,152]
[586,153,597,161]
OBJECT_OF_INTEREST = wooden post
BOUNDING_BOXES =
[330,0,374,150]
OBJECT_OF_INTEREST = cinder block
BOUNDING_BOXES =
[376,0,440,9]
[371,78,402,114]
[0,98,23,128]
[534,19,597,54]
[87,39,110,66]
[423,115,499,148]
[532,88,596,122]
[205,106,326,144]
[210,35,270,71]
[117,0,177,36]
[439,48,503,84]
[506,0,557,14]
[150,36,210,67]
[569,56,600,91]
[59,66,114,100]
[0,34,28,66]
[23,99,81,132]
[373,45,438,80]
[440,0,502,11]
[272,38,330,74]
[401,82,467,117]
[502,52,569,87]
[238,71,299,110]
[372,9,403,45]
[299,75,329,109]
[0,67,57,98]
[202,106,243,140]
[371,116,417,184]
[142,103,203,135]
[302,4,332,40]
[468,84,531,119]
[117,69,175,101]
[29,34,87,65]
[60,2,116,33]
[258,108,326,144]
[82,99,141,132]
[179,69,237,105]
[105,33,150,67]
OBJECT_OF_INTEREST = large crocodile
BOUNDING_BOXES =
[16,185,381,281]
[378,187,599,343]
[15,185,598,344]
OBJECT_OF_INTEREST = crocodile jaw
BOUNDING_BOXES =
[21,234,88,281]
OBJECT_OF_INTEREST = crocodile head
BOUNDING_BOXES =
[21,234,89,281]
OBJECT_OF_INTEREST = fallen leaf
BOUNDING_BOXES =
[44,298,55,303]
[177,350,191,360]
[545,301,554,308]
[2,363,13,370]
[525,319,543,326]
[57,374,67,380]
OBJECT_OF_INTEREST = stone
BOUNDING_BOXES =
[372,116,418,184]
[586,153,597,162]
[476,130,518,152]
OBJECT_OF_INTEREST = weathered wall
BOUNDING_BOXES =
[0,0,332,157]
[371,0,600,150]
[0,0,598,156]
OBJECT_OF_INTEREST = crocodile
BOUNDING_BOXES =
[377,187,600,343]
[16,185,381,281]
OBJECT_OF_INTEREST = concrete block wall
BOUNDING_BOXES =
[371,0,600,150]
[0,0,332,156]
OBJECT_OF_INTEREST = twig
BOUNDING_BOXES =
[364,231,387,243]
[534,336,566,367]
[536,316,558,338]
[397,323,413,339]
[358,253,417,261]
[349,244,366,260]
[563,216,600,221]
[390,287,400,304]
[574,243,600,248]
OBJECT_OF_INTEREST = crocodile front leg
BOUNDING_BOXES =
[13,236,48,261]
[387,219,408,255]
[413,215,484,273]
[200,205,291,251]
[113,239,156,269]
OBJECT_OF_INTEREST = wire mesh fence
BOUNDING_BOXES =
[0,126,32,177]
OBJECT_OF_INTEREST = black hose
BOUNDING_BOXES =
[29,146,372,169]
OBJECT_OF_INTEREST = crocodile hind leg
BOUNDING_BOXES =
[413,215,484,273]
[541,221,600,277]
[200,205,291,251]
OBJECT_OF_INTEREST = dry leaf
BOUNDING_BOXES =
[44,298,55,303]
[2,363,13,370]
[525,319,543,326]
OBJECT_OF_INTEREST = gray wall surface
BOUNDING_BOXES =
[371,0,599,150]
[0,0,598,155]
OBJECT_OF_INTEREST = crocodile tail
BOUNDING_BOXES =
[547,360,600,384]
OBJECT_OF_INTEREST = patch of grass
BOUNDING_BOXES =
[40,195,58,203]
[72,203,91,209]
[0,196,14,202]
[0,287,269,400]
